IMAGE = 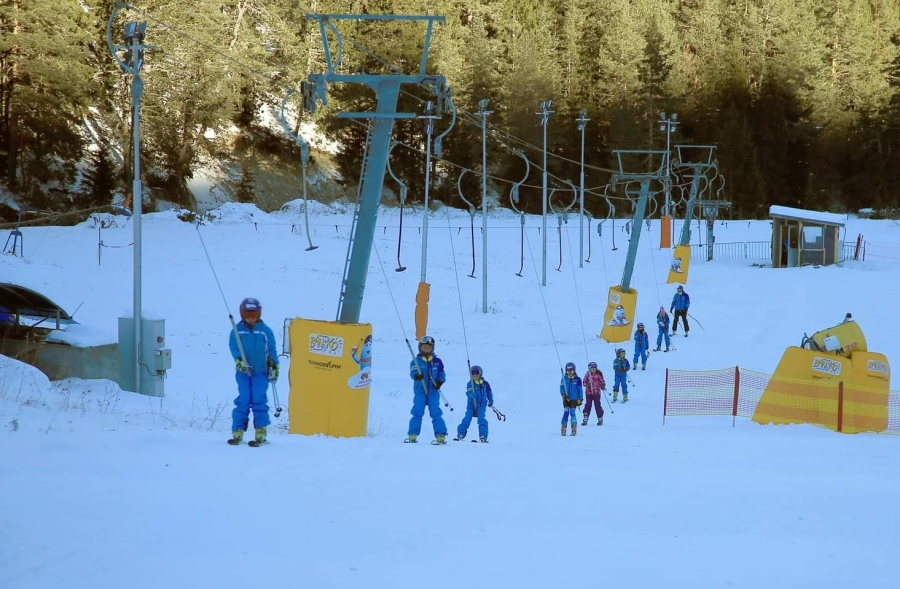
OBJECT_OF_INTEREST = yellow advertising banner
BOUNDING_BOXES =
[288,317,372,438]
[599,286,638,344]
[666,244,691,284]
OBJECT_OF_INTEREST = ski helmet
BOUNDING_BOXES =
[239,297,261,321]
[637,322,645,329]
[616,348,625,355]
[470,365,483,377]
[588,361,598,369]
[565,362,576,372]
[418,335,435,353]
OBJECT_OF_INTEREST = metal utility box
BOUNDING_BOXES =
[118,317,171,396]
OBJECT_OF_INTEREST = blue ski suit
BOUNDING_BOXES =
[229,319,279,432]
[408,354,448,437]
[457,377,494,439]
[560,374,584,425]
[613,357,630,395]
[656,310,671,349]
[633,328,650,367]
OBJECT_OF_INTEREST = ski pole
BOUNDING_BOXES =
[491,406,506,421]
[439,390,454,411]
[688,312,706,332]
[271,382,283,418]
[601,388,615,412]
[627,375,635,387]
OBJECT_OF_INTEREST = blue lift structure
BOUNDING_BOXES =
[299,13,451,324]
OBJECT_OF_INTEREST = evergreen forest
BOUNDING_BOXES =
[1,0,899,222]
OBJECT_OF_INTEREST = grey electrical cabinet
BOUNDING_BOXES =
[118,317,171,396]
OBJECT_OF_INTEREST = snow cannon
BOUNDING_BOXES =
[753,313,891,433]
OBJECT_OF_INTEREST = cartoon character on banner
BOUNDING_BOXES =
[607,304,631,327]
[348,334,372,389]
[671,256,683,274]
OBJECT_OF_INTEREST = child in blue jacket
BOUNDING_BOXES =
[405,336,449,444]
[612,348,630,403]
[655,307,671,351]
[560,361,584,436]
[633,322,650,370]
[228,297,279,445]
[455,365,494,442]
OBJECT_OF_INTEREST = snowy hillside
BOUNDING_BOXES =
[1,204,899,588]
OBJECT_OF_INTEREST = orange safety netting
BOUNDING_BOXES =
[664,367,900,435]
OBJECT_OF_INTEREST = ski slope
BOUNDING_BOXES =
[2,204,898,588]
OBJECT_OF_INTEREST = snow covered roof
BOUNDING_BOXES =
[769,205,846,226]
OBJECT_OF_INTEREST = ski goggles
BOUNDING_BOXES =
[588,363,598,369]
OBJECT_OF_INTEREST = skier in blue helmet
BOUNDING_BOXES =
[405,335,449,444]
[454,365,494,442]
[560,361,584,436]
[228,297,279,445]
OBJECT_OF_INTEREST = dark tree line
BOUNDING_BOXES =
[0,0,898,219]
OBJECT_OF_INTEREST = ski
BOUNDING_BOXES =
[227,438,241,445]
[248,440,268,447]
[431,439,447,445]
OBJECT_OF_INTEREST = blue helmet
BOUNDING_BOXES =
[565,362,576,372]
[470,365,483,377]
[239,297,261,320]
[418,335,435,353]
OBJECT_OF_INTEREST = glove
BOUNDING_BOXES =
[413,373,424,380]
[235,358,252,375]
[577,399,583,407]
[434,379,444,390]
[267,365,279,383]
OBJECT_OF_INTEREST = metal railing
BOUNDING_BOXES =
[687,241,857,263]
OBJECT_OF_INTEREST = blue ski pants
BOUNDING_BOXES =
[633,348,648,366]
[232,372,270,432]
[457,402,489,439]
[561,407,579,425]
[408,391,448,437]
[657,327,671,349]
[613,372,628,395]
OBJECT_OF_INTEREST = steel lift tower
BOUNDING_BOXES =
[300,13,450,324]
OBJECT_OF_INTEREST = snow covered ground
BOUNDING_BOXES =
[2,203,899,588]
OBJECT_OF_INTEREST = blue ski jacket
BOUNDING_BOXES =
[671,291,690,312]
[633,330,650,351]
[560,374,584,402]
[410,354,446,395]
[229,320,279,374]
[466,378,493,408]
[613,357,630,374]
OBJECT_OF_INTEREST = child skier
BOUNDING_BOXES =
[670,286,691,336]
[228,297,279,446]
[633,322,650,370]
[405,335,450,444]
[655,307,671,351]
[582,361,606,426]
[612,348,630,403]
[454,365,494,442]
[560,361,584,436]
